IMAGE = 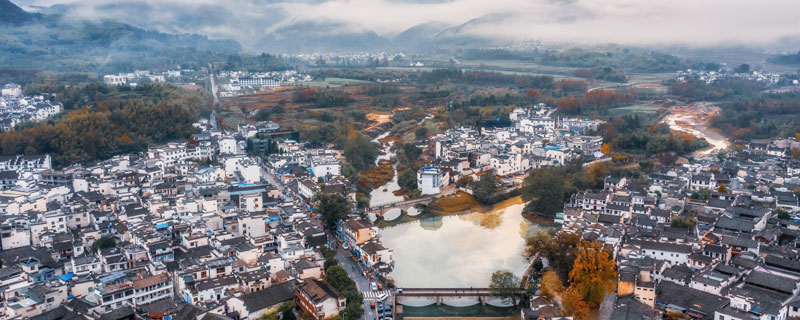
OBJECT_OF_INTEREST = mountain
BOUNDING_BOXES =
[0,0,242,73]
[0,0,38,25]
[255,21,395,53]
[392,21,451,49]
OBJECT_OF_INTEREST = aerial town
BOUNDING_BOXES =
[3,0,800,319]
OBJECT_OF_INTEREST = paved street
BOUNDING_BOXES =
[332,242,389,319]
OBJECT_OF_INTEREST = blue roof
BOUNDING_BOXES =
[544,146,562,150]
[99,272,127,284]
[60,272,74,281]
[155,223,169,230]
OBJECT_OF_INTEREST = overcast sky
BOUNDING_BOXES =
[17,0,800,48]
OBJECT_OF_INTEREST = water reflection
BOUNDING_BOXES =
[383,208,402,221]
[379,203,548,288]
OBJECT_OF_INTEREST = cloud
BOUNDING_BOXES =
[18,0,800,50]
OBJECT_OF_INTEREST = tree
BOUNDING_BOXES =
[671,216,696,229]
[342,128,378,171]
[521,167,567,218]
[600,143,611,155]
[314,193,350,229]
[414,127,429,141]
[489,270,520,305]
[540,270,562,300]
[397,167,418,191]
[734,63,750,74]
[455,175,474,188]
[527,232,581,283]
[568,241,617,307]
[92,236,116,253]
[324,265,363,320]
[473,171,502,205]
[717,184,727,193]
[561,289,590,320]
[255,108,270,121]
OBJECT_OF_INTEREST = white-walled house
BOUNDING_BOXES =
[417,167,448,195]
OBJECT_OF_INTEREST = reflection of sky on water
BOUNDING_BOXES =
[383,208,402,221]
[379,204,547,288]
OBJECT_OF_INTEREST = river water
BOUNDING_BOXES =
[369,132,404,208]
[379,201,547,288]
[662,103,730,158]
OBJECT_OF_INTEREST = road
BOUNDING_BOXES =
[332,242,390,320]
[208,63,219,105]
[596,292,616,320]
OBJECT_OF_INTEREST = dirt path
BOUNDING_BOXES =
[661,102,731,158]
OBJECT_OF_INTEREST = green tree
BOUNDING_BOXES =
[314,193,350,229]
[91,236,116,253]
[415,127,429,141]
[521,167,567,218]
[489,270,521,305]
[254,108,270,121]
[526,231,581,283]
[734,63,750,74]
[473,171,502,205]
[398,167,418,191]
[342,129,378,171]
[324,265,363,320]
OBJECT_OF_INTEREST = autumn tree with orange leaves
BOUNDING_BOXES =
[568,240,617,307]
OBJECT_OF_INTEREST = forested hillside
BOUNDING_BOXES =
[0,84,211,167]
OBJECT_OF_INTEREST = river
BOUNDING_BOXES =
[379,201,548,288]
[662,102,730,158]
[369,132,404,209]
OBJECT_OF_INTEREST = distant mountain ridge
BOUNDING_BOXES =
[20,0,517,53]
[0,0,243,73]
[0,0,39,25]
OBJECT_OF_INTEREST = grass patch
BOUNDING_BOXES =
[430,191,482,213]
[359,160,395,190]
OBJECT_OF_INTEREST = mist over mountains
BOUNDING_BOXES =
[0,0,241,73]
[15,0,800,54]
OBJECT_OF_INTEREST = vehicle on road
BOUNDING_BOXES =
[370,300,376,308]
[371,282,378,291]
[377,283,383,290]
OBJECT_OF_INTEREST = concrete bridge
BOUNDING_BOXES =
[368,196,436,215]
[394,287,525,306]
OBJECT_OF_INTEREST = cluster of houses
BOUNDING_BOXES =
[289,52,406,66]
[417,104,605,195]
[102,70,196,87]
[675,64,782,85]
[0,118,395,320]
[525,137,800,319]
[219,71,312,97]
[0,84,62,132]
